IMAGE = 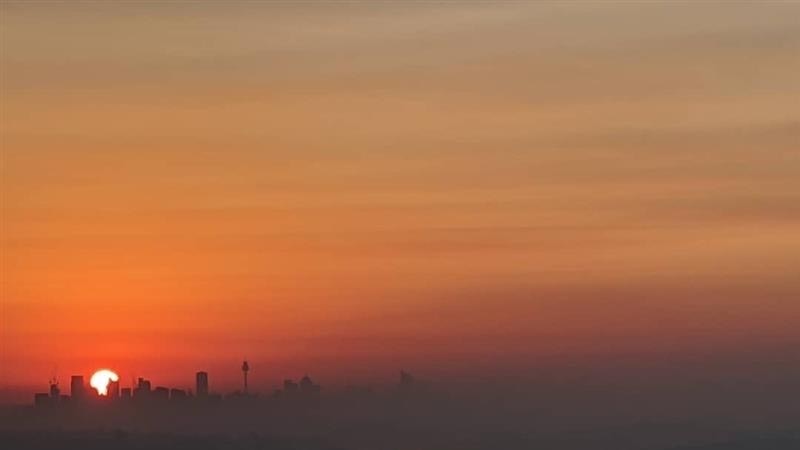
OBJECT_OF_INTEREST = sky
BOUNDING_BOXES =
[1,2,799,401]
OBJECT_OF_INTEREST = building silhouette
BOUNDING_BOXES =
[134,377,151,398]
[300,375,321,394]
[70,375,85,400]
[196,371,209,397]
[153,386,169,401]
[283,379,298,393]
[170,388,187,401]
[34,379,62,407]
[108,380,120,399]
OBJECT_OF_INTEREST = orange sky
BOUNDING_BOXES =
[1,2,799,398]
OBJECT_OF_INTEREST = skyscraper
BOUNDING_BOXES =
[108,380,120,399]
[134,377,151,398]
[70,375,85,400]
[196,371,209,397]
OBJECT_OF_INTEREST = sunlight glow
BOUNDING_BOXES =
[89,369,119,396]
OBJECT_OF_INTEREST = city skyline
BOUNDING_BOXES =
[33,361,327,406]
[29,362,333,404]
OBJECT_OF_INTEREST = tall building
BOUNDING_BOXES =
[70,375,85,400]
[241,361,249,393]
[134,377,151,398]
[107,380,120,399]
[196,371,209,397]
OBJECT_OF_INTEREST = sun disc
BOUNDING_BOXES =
[89,369,119,396]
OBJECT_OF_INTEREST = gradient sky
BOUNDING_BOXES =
[1,2,799,400]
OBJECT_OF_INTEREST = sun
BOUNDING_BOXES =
[89,369,119,396]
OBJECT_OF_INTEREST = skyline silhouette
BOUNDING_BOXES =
[5,361,800,450]
[32,360,331,406]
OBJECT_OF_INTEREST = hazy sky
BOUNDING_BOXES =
[1,2,799,398]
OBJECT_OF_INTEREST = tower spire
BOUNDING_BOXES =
[241,360,250,393]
